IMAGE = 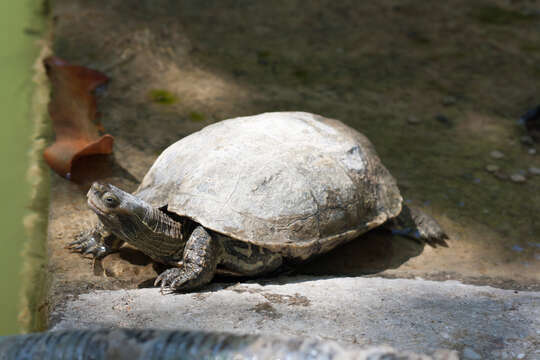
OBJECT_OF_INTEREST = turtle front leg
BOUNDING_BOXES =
[68,223,124,259]
[154,226,218,292]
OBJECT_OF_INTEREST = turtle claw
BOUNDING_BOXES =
[67,232,94,251]
[67,234,92,249]
[82,245,108,258]
[68,230,112,259]
[68,243,84,251]
[68,239,84,247]
[154,268,189,292]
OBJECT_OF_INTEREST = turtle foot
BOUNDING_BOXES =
[154,268,197,293]
[387,205,449,247]
[414,223,449,248]
[68,227,122,259]
[68,231,109,258]
[154,226,218,293]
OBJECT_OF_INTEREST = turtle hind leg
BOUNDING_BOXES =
[154,226,218,292]
[385,205,449,247]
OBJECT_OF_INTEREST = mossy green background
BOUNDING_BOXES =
[0,0,43,335]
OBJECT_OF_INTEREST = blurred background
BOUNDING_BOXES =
[0,0,43,334]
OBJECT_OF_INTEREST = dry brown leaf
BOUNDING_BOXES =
[43,56,114,178]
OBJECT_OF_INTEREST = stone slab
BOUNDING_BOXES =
[51,277,539,359]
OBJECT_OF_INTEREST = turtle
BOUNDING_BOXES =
[70,112,448,292]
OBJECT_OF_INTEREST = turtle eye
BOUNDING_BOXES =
[103,193,119,208]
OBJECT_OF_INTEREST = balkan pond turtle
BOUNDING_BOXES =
[71,112,448,291]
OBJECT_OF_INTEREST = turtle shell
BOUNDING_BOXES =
[135,112,402,260]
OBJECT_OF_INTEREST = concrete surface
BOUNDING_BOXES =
[51,277,539,359]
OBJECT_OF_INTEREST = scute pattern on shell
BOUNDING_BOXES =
[135,112,402,260]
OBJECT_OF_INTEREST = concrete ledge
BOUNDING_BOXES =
[51,276,539,359]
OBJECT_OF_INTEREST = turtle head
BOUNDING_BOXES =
[87,182,185,258]
[87,182,150,240]
[87,182,136,215]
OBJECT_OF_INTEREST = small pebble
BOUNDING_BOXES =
[510,173,526,183]
[436,114,452,126]
[490,150,504,159]
[485,164,499,173]
[512,245,524,252]
[407,115,421,124]
[463,347,482,360]
[494,171,508,180]
[442,96,457,106]
[529,148,537,155]
[529,166,540,175]
[520,135,534,146]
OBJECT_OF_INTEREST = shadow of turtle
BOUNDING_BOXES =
[131,229,425,291]
[208,229,425,288]
[294,229,425,276]
[69,154,140,190]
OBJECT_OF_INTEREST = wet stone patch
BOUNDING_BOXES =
[510,173,526,183]
[529,166,540,175]
[490,150,505,159]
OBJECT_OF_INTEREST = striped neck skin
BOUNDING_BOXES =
[88,183,186,262]
[116,203,186,262]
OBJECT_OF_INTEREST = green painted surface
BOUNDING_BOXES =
[0,1,43,335]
